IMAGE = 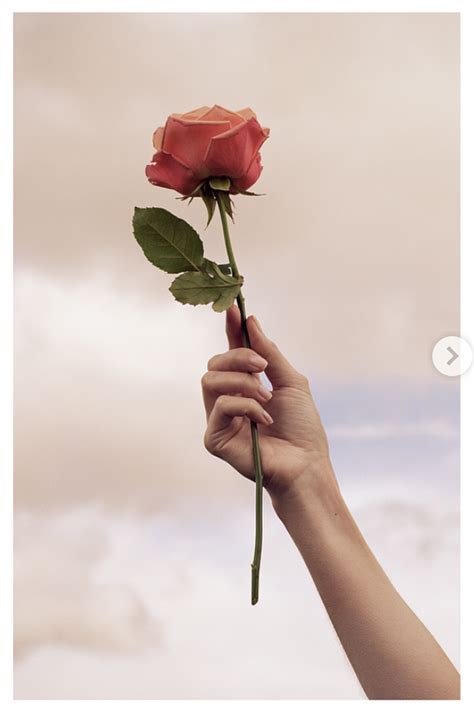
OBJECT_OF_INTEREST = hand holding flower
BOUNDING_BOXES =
[202,305,336,504]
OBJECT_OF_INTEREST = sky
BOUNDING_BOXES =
[14,12,459,699]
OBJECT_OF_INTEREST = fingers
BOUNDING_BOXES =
[206,395,273,438]
[226,303,243,350]
[201,370,272,419]
[207,347,268,374]
[216,311,307,389]
[245,314,308,389]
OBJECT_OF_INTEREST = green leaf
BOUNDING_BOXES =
[133,207,204,273]
[209,176,231,191]
[169,267,243,312]
[202,193,216,228]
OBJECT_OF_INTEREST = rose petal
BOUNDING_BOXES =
[236,107,257,121]
[152,126,164,151]
[145,151,202,196]
[236,109,270,137]
[204,117,268,178]
[162,116,232,178]
[180,105,211,120]
[231,153,263,192]
[199,104,245,128]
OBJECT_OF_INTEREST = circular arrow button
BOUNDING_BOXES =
[432,336,473,377]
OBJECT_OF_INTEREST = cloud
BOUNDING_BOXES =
[14,507,161,660]
[14,267,245,512]
[14,13,459,378]
[14,490,459,698]
[15,268,459,512]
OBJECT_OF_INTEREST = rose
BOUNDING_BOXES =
[135,104,270,604]
[145,104,270,197]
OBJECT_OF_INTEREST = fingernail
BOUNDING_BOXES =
[249,353,267,370]
[252,316,263,332]
[257,384,272,401]
[262,410,273,424]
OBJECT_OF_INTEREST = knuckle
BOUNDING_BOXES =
[215,394,229,411]
[203,430,213,453]
[242,397,255,415]
[207,354,218,370]
[296,372,310,388]
[238,347,253,361]
[201,370,215,389]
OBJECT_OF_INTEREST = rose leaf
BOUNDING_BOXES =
[169,268,243,312]
[133,207,204,273]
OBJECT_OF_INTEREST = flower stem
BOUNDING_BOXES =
[216,191,263,606]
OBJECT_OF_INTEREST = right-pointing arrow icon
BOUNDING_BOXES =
[446,346,459,366]
[433,336,472,376]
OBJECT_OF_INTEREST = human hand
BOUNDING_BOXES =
[202,304,337,502]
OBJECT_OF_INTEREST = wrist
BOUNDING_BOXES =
[270,455,366,542]
[269,457,343,521]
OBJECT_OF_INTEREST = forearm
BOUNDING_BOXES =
[271,464,460,700]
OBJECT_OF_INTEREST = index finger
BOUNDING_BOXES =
[226,303,243,350]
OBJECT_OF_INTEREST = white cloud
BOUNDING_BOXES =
[14,268,459,512]
[14,489,459,699]
[15,267,223,386]
[14,267,236,511]
[14,507,161,660]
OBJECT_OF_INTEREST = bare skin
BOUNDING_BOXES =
[201,304,460,700]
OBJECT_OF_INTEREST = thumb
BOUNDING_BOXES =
[225,303,243,350]
[246,314,305,389]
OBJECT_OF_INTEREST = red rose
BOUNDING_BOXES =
[145,105,269,196]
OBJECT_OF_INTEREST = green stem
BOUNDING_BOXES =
[216,191,263,605]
